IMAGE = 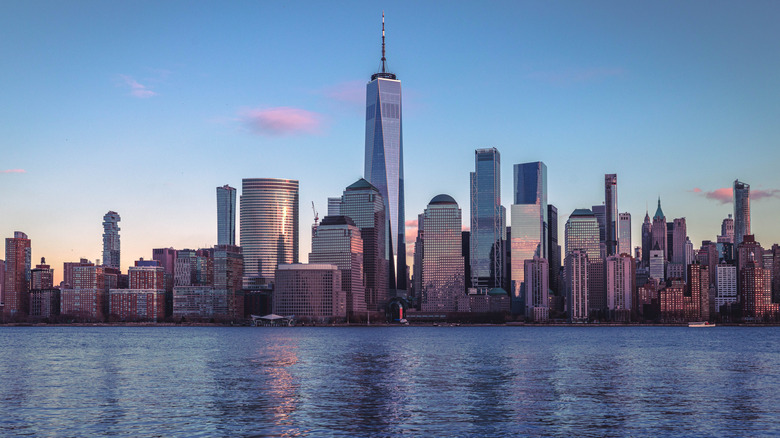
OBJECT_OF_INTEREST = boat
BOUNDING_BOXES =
[688,321,716,327]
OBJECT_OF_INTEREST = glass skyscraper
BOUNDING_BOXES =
[364,15,405,292]
[239,178,299,283]
[102,211,121,270]
[618,212,631,257]
[564,209,601,260]
[216,184,236,246]
[734,179,750,246]
[510,161,547,311]
[418,195,464,312]
[604,174,618,256]
[470,148,505,292]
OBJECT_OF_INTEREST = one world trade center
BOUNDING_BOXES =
[365,13,406,293]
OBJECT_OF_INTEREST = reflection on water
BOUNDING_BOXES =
[2,327,780,436]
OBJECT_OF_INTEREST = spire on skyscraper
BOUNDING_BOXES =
[372,12,396,80]
[654,197,664,220]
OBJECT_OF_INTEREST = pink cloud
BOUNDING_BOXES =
[119,74,157,98]
[753,189,780,201]
[405,221,418,244]
[240,107,322,136]
[1,169,25,174]
[691,187,780,204]
[525,67,625,86]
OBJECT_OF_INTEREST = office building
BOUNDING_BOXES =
[364,15,406,292]
[565,250,589,322]
[618,212,631,256]
[606,254,633,320]
[417,195,464,312]
[338,178,388,311]
[470,148,505,292]
[651,199,667,261]
[524,256,549,321]
[4,231,31,317]
[102,211,121,270]
[510,161,547,311]
[721,214,734,244]
[733,180,750,246]
[217,184,237,246]
[641,211,652,267]
[564,209,601,260]
[309,215,367,315]
[240,178,299,283]
[548,204,561,296]
[273,264,346,321]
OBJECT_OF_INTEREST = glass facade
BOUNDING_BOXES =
[102,211,121,270]
[734,180,750,246]
[339,178,388,311]
[309,216,367,315]
[470,148,505,292]
[419,195,464,312]
[564,209,601,260]
[217,185,237,246]
[510,204,544,305]
[239,178,299,282]
[365,77,405,292]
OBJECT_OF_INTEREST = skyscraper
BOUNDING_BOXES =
[3,232,31,316]
[604,174,618,256]
[102,211,121,270]
[651,198,667,261]
[641,210,652,267]
[470,148,505,292]
[606,253,633,320]
[240,178,299,283]
[309,215,367,316]
[564,209,601,260]
[417,195,464,312]
[618,212,631,256]
[217,184,237,246]
[720,214,735,244]
[548,204,561,296]
[339,178,388,311]
[510,161,547,312]
[565,250,589,322]
[364,14,405,292]
[734,180,750,247]
[524,256,549,321]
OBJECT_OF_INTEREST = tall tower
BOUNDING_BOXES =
[217,184,237,246]
[240,178,299,283]
[651,198,667,261]
[470,148,505,292]
[618,212,631,256]
[365,13,406,293]
[102,211,121,270]
[641,210,652,267]
[418,195,464,312]
[3,231,32,316]
[734,180,750,247]
[604,174,618,256]
[510,161,547,311]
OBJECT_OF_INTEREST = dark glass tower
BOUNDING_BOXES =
[470,148,505,292]
[365,13,406,293]
[734,180,751,247]
[604,174,618,256]
[217,185,237,246]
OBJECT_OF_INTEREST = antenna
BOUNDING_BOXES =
[381,11,386,73]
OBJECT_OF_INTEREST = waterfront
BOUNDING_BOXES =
[1,327,779,437]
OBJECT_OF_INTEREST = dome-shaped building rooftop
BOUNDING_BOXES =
[429,194,457,205]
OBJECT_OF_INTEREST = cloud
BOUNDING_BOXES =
[118,74,157,98]
[405,220,418,244]
[692,187,780,204]
[525,67,625,86]
[240,107,322,136]
[1,169,25,174]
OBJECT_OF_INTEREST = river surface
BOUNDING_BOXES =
[1,326,779,437]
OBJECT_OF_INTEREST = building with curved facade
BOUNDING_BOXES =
[240,178,299,283]
[417,194,464,312]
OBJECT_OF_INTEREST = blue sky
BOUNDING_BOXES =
[2,1,780,283]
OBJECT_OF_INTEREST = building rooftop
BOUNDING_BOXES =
[429,194,457,205]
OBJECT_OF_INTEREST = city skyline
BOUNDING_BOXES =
[3,2,780,284]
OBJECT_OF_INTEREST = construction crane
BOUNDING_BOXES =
[311,201,319,231]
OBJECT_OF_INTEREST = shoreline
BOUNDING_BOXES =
[0,322,776,328]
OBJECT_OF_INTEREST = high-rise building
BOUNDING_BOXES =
[564,209,600,260]
[716,264,737,310]
[651,198,667,261]
[309,215,367,316]
[4,231,31,317]
[364,14,406,293]
[548,204,561,296]
[524,256,549,321]
[240,178,299,283]
[327,197,342,216]
[606,254,633,320]
[604,174,619,256]
[733,180,750,247]
[102,211,121,270]
[618,212,631,256]
[649,249,665,281]
[217,184,237,246]
[671,218,687,265]
[417,195,464,312]
[641,211,652,267]
[31,257,53,290]
[740,259,778,320]
[339,178,388,311]
[721,214,735,244]
[61,265,117,321]
[592,204,606,244]
[565,250,589,322]
[470,148,505,293]
[510,161,547,312]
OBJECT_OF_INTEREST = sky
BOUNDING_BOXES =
[2,1,780,284]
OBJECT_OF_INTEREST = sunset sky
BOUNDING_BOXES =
[3,1,780,283]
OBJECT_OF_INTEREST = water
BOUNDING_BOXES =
[1,326,779,437]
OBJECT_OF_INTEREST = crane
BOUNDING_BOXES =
[311,201,319,231]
